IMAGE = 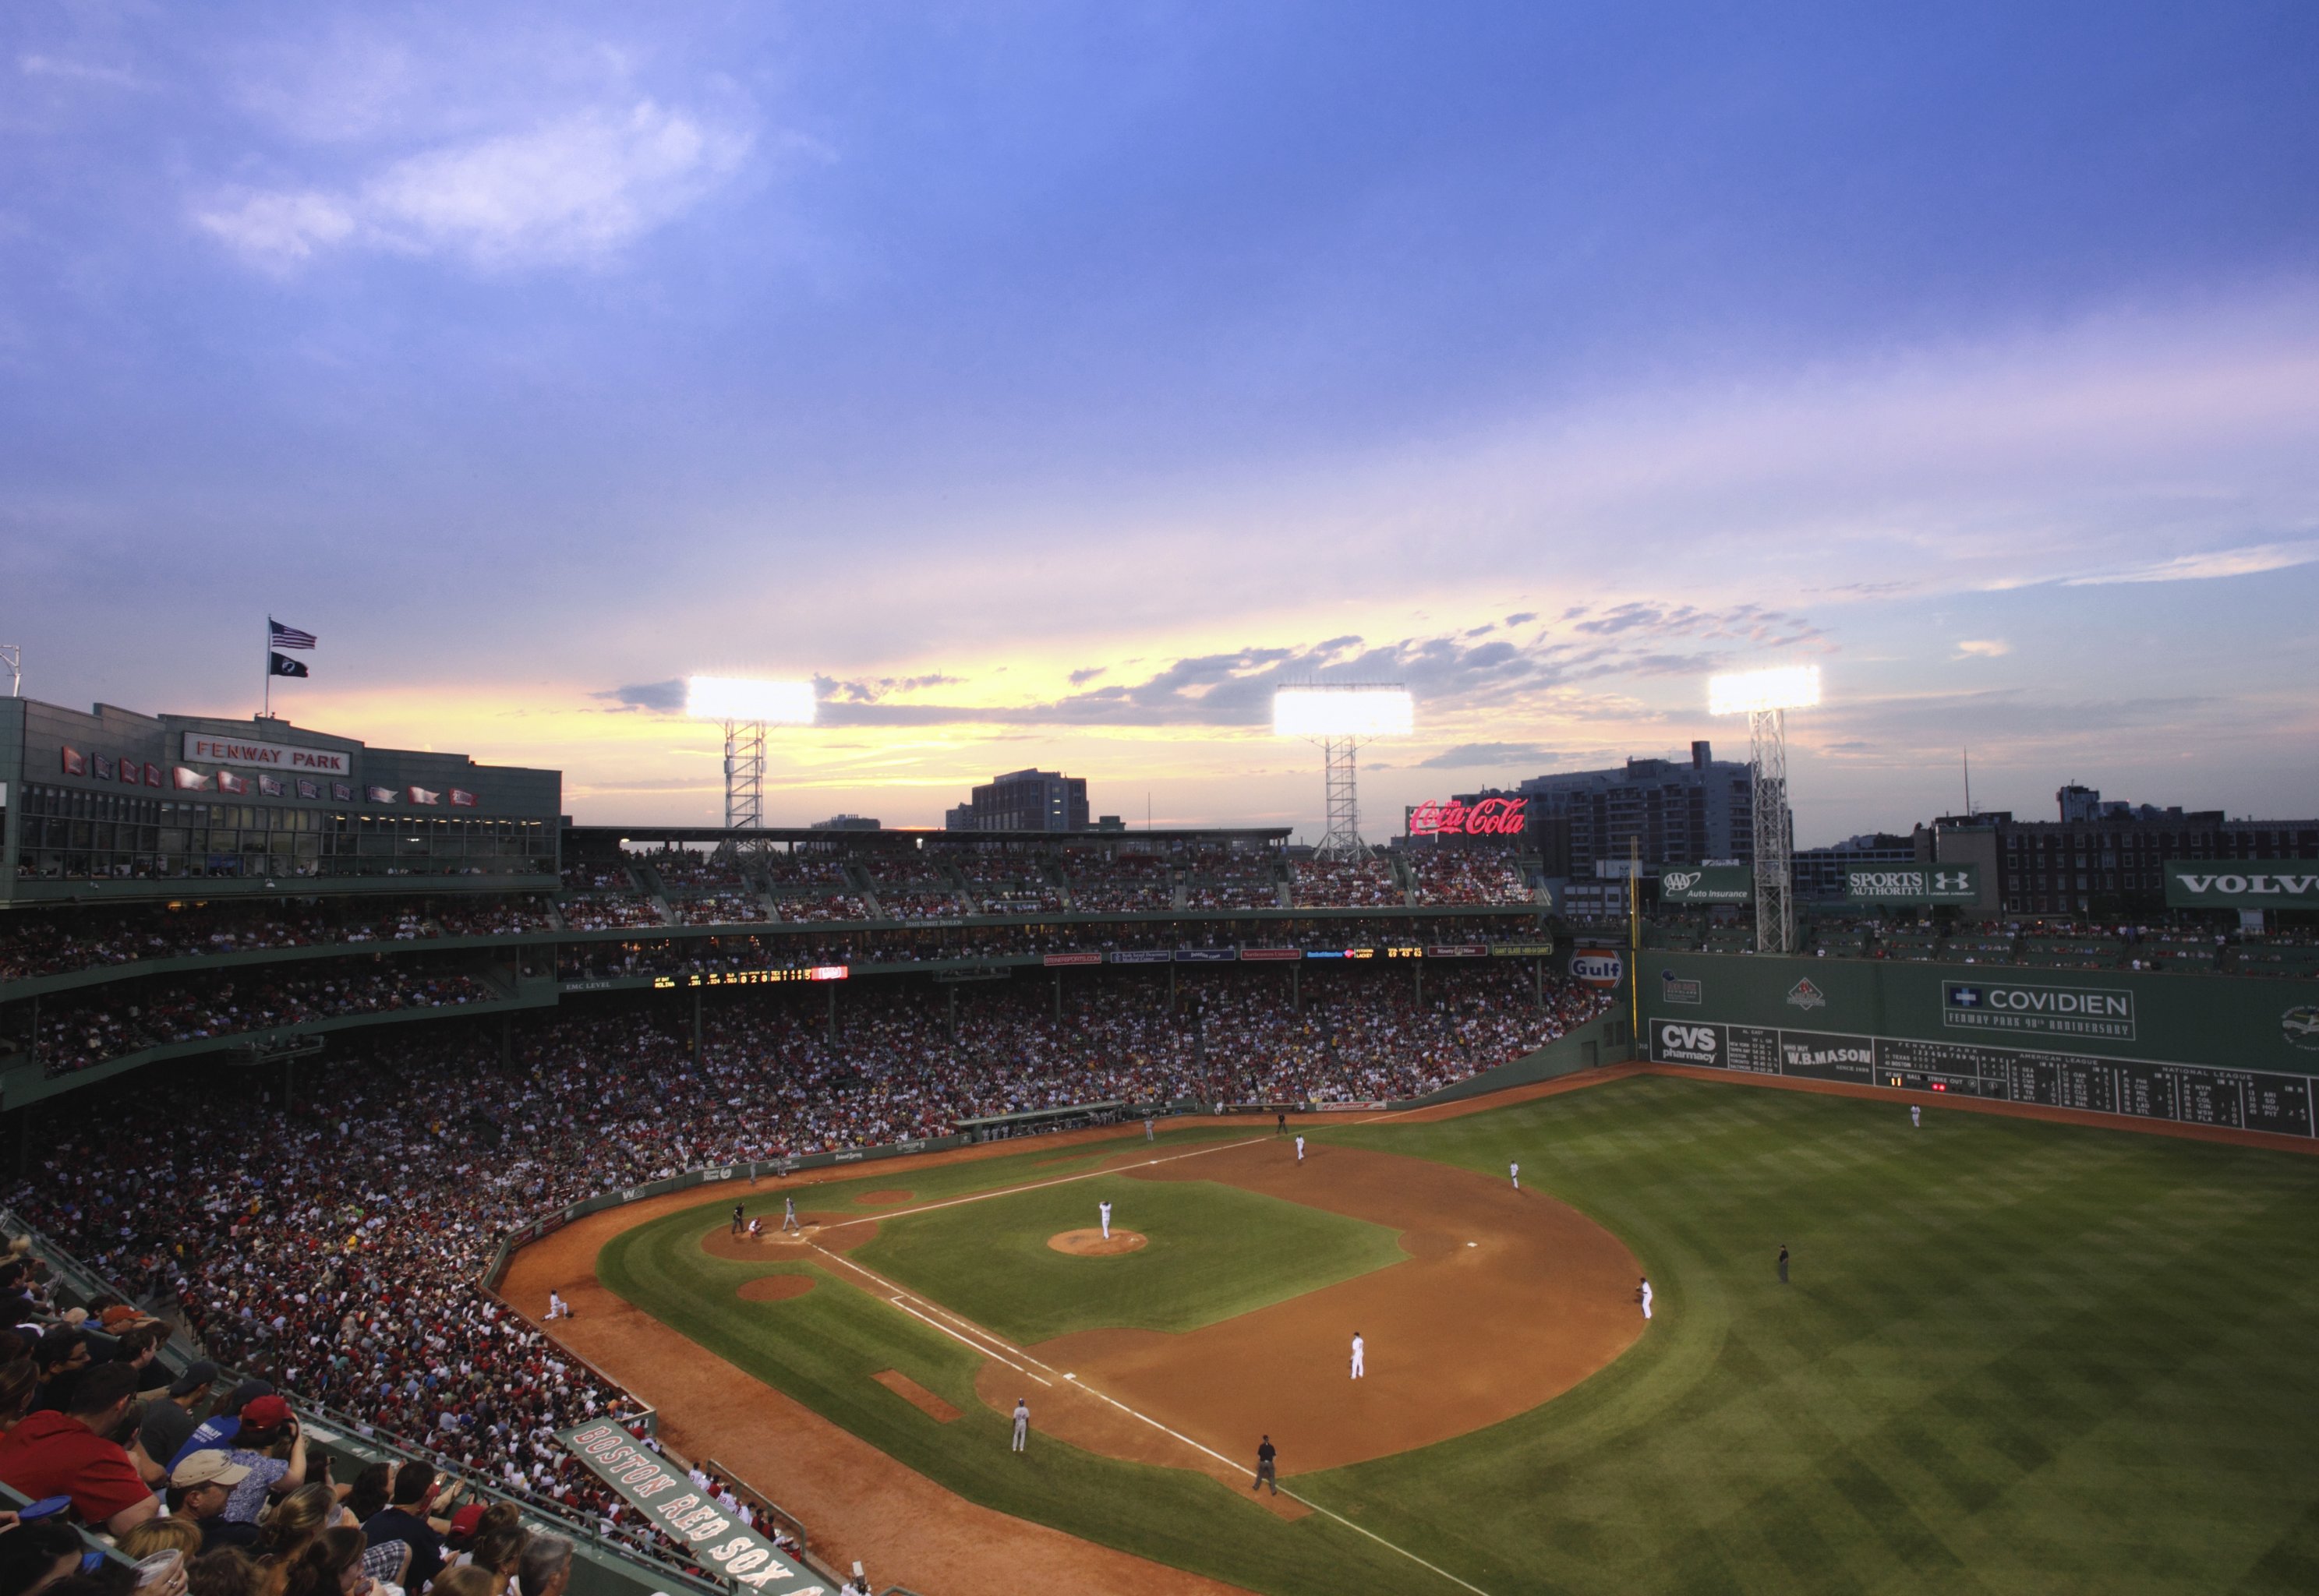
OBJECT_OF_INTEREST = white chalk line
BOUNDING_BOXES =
[810,1131,1268,1230]
[801,1123,1498,1596]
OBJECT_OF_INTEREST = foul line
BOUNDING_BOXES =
[801,1128,1498,1596]
[809,1132,1269,1231]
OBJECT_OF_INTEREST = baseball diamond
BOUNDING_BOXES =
[495,1069,2319,1596]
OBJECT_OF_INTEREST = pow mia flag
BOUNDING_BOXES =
[269,651,309,678]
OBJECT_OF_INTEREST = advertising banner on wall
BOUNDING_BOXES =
[2165,863,2319,909]
[554,1421,823,1593]
[1844,864,1979,905]
[1656,865,1753,906]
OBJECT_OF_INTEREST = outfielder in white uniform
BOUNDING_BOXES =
[1350,1332,1366,1379]
[1639,1276,1653,1320]
[1098,1200,1112,1240]
[547,1291,570,1320]
[1911,1104,1921,1128]
[1294,1135,1306,1163]
[1510,1160,1520,1191]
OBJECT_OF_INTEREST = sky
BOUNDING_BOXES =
[5,2,2317,844]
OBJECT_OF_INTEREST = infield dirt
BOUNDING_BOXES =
[504,1095,1638,1595]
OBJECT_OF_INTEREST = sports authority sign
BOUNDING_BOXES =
[180,733,352,775]
[1407,796,1529,836]
[555,1422,823,1592]
[1844,864,1979,905]
[1657,865,1752,906]
[1943,980,2135,1041]
[2165,863,2319,909]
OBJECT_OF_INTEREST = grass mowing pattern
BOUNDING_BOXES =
[597,1181,1423,1592]
[1301,1075,2319,1594]
[601,1081,2319,1594]
[850,1174,1406,1342]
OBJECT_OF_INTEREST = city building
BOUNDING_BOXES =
[1507,740,1756,877]
[810,814,882,831]
[1794,833,1921,901]
[945,768,1090,832]
[1928,790,2319,916]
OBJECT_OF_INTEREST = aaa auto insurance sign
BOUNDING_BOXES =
[2165,863,2319,909]
[1658,865,1752,906]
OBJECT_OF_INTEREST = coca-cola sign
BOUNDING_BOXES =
[1408,796,1529,836]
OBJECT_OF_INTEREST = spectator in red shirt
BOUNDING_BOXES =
[0,1362,157,1533]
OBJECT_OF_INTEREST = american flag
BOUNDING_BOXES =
[268,618,317,650]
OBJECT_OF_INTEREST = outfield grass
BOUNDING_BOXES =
[850,1174,1406,1342]
[601,1079,2319,1595]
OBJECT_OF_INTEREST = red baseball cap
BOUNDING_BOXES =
[241,1395,292,1429]
[447,1505,487,1542]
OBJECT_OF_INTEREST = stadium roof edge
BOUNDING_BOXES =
[564,824,1294,843]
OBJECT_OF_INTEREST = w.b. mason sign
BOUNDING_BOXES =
[2165,863,2319,910]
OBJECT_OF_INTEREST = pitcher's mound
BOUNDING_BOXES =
[1048,1229,1147,1256]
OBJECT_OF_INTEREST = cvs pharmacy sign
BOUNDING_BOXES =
[1655,1022,1723,1065]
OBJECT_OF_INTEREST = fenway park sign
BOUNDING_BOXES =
[1408,796,1529,836]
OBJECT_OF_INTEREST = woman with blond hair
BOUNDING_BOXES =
[119,1519,206,1562]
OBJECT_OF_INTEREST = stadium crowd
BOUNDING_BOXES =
[0,963,1603,1595]
[33,969,492,1077]
[0,902,554,985]
[1289,860,1405,909]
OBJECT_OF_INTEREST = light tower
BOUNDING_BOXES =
[1716,663,1818,955]
[685,677,816,836]
[1709,665,1820,955]
[1272,684,1414,860]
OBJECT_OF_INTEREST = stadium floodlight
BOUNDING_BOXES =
[1708,665,1820,717]
[1709,665,1820,955]
[1273,684,1414,860]
[1272,687,1416,738]
[685,677,816,724]
[685,677,816,835]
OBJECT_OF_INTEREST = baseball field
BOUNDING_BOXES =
[513,1071,2319,1595]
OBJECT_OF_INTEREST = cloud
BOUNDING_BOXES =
[196,98,753,271]
[1953,639,2010,659]
[2054,540,2319,588]
[1504,612,1537,626]
[592,679,684,713]
[790,606,1806,730]
[1414,742,1559,769]
[19,55,141,90]
[195,189,356,266]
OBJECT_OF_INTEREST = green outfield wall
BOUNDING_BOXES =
[1640,952,2319,1138]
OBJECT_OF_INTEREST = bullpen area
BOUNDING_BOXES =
[511,1073,2319,1595]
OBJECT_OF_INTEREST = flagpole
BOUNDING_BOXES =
[263,619,271,719]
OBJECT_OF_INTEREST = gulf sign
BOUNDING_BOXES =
[1571,948,1625,988]
[1408,796,1529,836]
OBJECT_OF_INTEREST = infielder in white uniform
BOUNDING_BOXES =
[1010,1398,1030,1453]
[1638,1276,1653,1319]
[1350,1331,1366,1379]
[1098,1200,1112,1240]
[547,1291,570,1320]
[1294,1135,1306,1163]
[1911,1104,1921,1128]
[1510,1160,1520,1191]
